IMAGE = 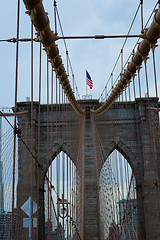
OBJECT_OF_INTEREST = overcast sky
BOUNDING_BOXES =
[0,0,158,108]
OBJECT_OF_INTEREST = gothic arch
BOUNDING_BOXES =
[101,140,142,186]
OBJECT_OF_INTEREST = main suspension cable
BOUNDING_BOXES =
[92,4,160,115]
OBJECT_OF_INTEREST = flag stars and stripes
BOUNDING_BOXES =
[86,70,93,89]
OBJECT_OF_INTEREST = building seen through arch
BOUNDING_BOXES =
[99,150,137,240]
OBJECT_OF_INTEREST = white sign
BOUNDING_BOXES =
[23,218,37,228]
[20,198,39,217]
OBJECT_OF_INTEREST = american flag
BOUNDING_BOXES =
[86,70,93,89]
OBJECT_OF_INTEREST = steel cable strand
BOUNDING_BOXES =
[55,5,80,99]
[99,2,141,101]
[90,115,106,237]
[30,20,34,239]
[123,83,139,239]
[101,1,159,104]
[91,116,125,237]
[22,0,84,116]
[143,57,160,225]
[93,2,160,115]
[46,56,51,240]
[107,175,138,240]
[0,110,64,205]
[49,68,54,240]
[91,111,138,239]
[11,0,20,238]
[36,41,42,240]
[0,111,66,239]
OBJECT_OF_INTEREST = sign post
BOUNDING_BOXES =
[29,196,31,240]
[20,197,39,240]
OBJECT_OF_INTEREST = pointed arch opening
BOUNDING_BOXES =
[99,149,138,240]
[44,150,81,239]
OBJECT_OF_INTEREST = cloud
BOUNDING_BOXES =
[0,0,159,105]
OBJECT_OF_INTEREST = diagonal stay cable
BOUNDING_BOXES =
[92,3,160,115]
[55,5,81,98]
[22,0,84,116]
[99,2,141,101]
[99,1,158,103]
[0,110,60,197]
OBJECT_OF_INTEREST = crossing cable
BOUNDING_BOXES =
[30,21,34,238]
[37,42,42,239]
[54,3,80,99]
[106,174,137,240]
[93,2,160,115]
[130,60,160,236]
[53,0,57,35]
[91,113,138,238]
[123,86,139,239]
[101,1,158,103]
[11,0,20,238]
[140,0,144,33]
[46,56,51,239]
[99,2,141,102]
[49,69,54,240]
[22,0,84,116]
[94,3,160,115]
[65,95,70,239]
[101,1,158,102]
[55,74,60,237]
[0,126,17,235]
[92,114,129,202]
[107,179,138,240]
[121,89,135,238]
[151,44,159,101]
[0,35,141,43]
[107,141,137,238]
[0,109,61,206]
[61,86,65,239]
[132,72,147,238]
[0,38,37,43]
[143,57,160,212]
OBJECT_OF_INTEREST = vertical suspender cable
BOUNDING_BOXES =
[62,88,65,240]
[152,45,158,101]
[151,45,160,206]
[58,81,61,236]
[50,68,53,240]
[144,59,150,99]
[46,57,50,239]
[56,75,60,236]
[69,146,72,237]
[54,0,57,35]
[72,74,75,95]
[132,73,146,238]
[37,42,42,239]
[126,85,136,237]
[140,0,144,33]
[66,95,70,240]
[66,50,69,76]
[137,69,142,99]
[31,20,34,239]
[144,54,159,191]
[144,55,160,222]
[121,48,123,75]
[12,1,20,238]
[67,154,69,239]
